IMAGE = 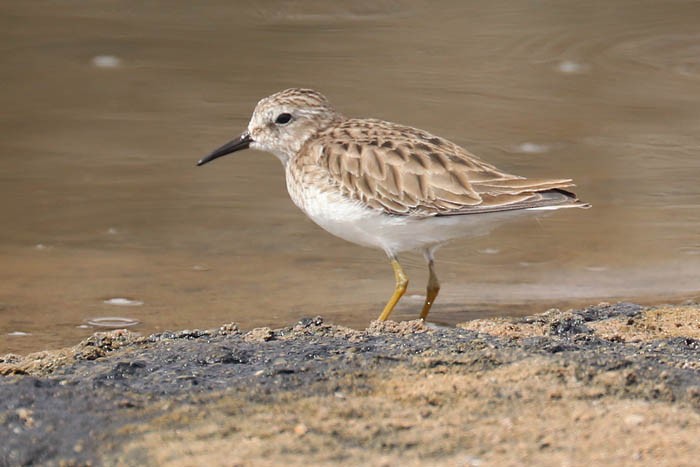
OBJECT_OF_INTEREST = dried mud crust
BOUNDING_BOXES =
[1,303,700,466]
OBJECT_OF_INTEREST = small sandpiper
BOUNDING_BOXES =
[198,88,589,322]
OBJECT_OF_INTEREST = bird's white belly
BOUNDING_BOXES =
[287,183,526,255]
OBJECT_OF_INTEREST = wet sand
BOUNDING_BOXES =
[2,302,699,466]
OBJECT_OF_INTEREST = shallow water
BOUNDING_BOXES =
[1,0,699,353]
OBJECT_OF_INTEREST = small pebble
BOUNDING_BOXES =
[92,55,121,68]
[556,60,587,74]
[103,298,144,306]
[624,414,646,426]
[513,142,549,154]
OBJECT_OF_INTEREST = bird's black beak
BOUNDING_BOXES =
[197,131,253,166]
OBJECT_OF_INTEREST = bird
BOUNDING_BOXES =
[197,88,589,322]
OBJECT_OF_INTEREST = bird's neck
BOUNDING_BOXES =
[277,113,346,167]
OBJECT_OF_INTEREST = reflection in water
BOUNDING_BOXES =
[0,1,698,353]
[85,317,140,328]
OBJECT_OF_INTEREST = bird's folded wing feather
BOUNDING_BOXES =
[311,119,579,217]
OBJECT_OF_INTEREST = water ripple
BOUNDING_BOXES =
[608,33,700,78]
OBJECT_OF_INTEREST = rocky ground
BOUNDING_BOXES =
[1,302,699,466]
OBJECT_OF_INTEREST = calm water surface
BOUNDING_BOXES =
[1,1,699,353]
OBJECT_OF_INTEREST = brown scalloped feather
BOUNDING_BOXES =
[304,118,584,217]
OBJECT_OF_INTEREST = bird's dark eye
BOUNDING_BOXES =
[275,113,292,125]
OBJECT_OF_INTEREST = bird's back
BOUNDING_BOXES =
[293,118,587,218]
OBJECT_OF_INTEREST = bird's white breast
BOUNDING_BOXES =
[286,173,394,251]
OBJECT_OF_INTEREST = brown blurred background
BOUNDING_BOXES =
[1,0,699,353]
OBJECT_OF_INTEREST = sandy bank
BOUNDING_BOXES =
[1,302,699,466]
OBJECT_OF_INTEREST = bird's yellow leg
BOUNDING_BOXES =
[420,257,440,321]
[377,257,408,321]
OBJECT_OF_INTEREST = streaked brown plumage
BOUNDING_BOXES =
[198,88,590,322]
[306,118,577,216]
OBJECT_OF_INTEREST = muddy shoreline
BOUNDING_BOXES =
[2,302,699,466]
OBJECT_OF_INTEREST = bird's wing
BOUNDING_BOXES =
[310,118,580,217]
